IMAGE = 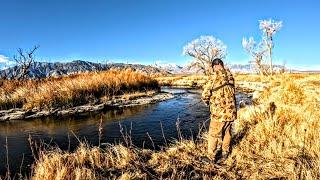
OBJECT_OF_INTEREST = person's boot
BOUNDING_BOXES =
[201,149,219,164]
[216,151,229,164]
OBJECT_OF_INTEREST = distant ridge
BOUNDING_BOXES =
[227,64,287,73]
[0,60,311,79]
[152,61,293,74]
[0,60,166,80]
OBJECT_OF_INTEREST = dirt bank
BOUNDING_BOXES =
[0,92,174,121]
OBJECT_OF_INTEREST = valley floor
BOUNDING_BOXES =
[3,73,320,179]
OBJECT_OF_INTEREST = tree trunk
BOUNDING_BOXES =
[269,47,273,76]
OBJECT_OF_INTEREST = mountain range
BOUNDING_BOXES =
[0,60,165,79]
[0,60,302,80]
[153,62,289,74]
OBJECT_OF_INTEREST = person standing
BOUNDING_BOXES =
[202,58,237,162]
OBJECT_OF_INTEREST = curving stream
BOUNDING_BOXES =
[0,87,251,176]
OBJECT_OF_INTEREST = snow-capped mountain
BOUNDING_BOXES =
[152,62,184,74]
[154,62,289,74]
[0,59,303,80]
[227,64,288,73]
[0,60,165,79]
[227,64,256,73]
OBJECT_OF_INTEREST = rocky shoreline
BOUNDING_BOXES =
[0,92,174,121]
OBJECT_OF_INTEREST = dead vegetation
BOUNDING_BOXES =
[0,69,159,110]
[156,75,208,87]
[21,73,320,179]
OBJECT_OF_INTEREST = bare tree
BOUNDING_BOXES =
[242,37,269,76]
[259,19,283,75]
[13,45,39,80]
[243,19,282,76]
[280,60,287,74]
[183,36,227,75]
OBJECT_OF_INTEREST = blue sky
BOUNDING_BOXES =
[0,0,319,69]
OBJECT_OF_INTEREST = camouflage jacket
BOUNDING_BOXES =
[202,68,237,122]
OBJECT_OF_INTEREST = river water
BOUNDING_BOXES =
[0,87,251,176]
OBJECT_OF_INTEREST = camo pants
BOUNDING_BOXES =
[208,121,233,156]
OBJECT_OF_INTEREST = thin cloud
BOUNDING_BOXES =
[0,54,14,69]
[0,55,9,63]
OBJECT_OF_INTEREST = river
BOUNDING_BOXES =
[0,87,251,176]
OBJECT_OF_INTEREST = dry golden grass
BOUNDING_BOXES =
[24,73,320,179]
[156,75,208,87]
[231,74,320,179]
[0,69,159,110]
[155,76,184,86]
[121,90,157,100]
[157,73,320,93]
[32,144,149,180]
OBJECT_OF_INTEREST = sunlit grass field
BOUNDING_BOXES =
[27,73,320,179]
[0,69,159,110]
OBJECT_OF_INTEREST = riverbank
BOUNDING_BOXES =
[29,73,320,179]
[0,69,170,121]
[0,69,159,110]
[0,91,174,121]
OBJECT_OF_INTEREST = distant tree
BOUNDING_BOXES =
[280,60,287,74]
[242,37,269,76]
[243,19,282,76]
[183,36,227,75]
[13,45,39,80]
[259,19,283,75]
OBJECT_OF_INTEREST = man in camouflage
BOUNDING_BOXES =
[202,58,237,161]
